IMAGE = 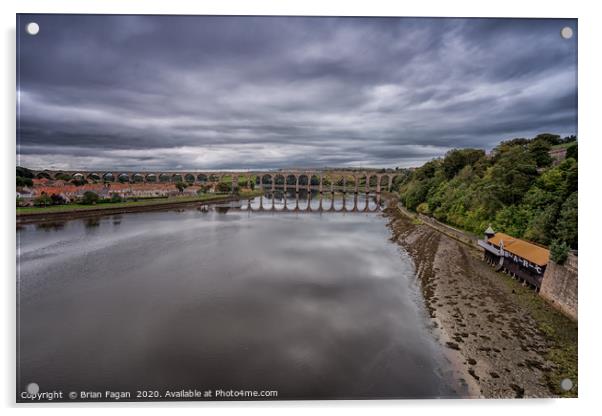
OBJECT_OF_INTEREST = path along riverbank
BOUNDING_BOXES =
[384,203,577,398]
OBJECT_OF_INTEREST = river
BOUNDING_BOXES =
[17,193,458,400]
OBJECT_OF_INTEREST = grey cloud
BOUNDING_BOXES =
[17,15,577,170]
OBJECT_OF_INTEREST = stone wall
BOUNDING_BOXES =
[539,254,578,321]
[396,203,578,321]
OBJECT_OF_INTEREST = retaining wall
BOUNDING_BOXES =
[540,254,578,320]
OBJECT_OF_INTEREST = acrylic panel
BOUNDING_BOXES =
[16,14,578,402]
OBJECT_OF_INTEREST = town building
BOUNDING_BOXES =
[478,226,550,289]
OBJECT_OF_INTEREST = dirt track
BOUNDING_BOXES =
[385,205,572,398]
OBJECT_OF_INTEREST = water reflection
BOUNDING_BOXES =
[242,190,383,213]
[17,204,456,400]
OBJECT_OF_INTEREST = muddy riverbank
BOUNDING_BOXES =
[384,204,578,398]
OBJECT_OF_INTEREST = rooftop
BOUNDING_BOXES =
[487,232,550,266]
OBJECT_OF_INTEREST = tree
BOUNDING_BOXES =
[442,148,485,179]
[566,143,577,161]
[555,192,578,248]
[175,181,187,193]
[215,182,231,193]
[16,176,33,187]
[396,133,577,247]
[533,133,561,146]
[34,193,52,207]
[50,193,67,205]
[16,166,34,178]
[488,146,538,205]
[81,191,99,205]
[528,138,553,168]
[550,240,569,264]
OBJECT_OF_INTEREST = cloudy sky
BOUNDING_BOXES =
[17,15,577,171]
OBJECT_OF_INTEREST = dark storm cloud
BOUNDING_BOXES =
[16,15,577,170]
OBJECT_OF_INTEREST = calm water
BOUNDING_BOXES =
[17,196,457,400]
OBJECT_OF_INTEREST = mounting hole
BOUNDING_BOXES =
[560,26,573,40]
[26,22,40,36]
[26,382,39,395]
[560,378,573,391]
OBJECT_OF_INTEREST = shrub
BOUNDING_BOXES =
[16,176,34,187]
[81,191,100,205]
[416,202,430,215]
[215,182,231,193]
[175,181,187,192]
[550,239,569,265]
[34,193,52,207]
[50,193,67,205]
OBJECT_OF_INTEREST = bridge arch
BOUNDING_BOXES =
[184,173,196,183]
[145,173,157,182]
[132,173,144,183]
[389,173,405,192]
[368,174,378,189]
[286,174,297,187]
[298,174,309,186]
[197,174,208,183]
[36,172,51,180]
[261,174,273,186]
[87,173,101,182]
[102,172,114,182]
[159,173,171,183]
[274,174,285,186]
[53,171,70,181]
[118,173,130,183]
[172,174,183,183]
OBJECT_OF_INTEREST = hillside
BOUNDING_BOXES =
[394,134,578,250]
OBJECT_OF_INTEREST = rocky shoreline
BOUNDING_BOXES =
[384,204,577,398]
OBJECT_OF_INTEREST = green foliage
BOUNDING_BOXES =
[215,182,231,193]
[81,191,100,205]
[550,240,570,264]
[175,181,187,192]
[442,148,486,179]
[34,193,52,207]
[50,193,67,205]
[398,134,578,248]
[566,143,577,161]
[17,176,34,187]
[555,192,578,248]
[55,173,72,181]
[488,146,538,205]
[416,202,430,215]
[528,137,553,168]
[16,166,35,178]
[110,193,123,203]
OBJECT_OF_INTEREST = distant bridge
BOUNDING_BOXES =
[29,169,404,193]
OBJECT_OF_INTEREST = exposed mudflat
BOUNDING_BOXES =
[385,205,575,398]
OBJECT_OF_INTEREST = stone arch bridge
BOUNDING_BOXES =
[30,169,404,194]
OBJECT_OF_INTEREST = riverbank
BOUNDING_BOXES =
[384,204,577,398]
[16,191,263,224]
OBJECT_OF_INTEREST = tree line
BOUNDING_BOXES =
[394,134,577,252]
